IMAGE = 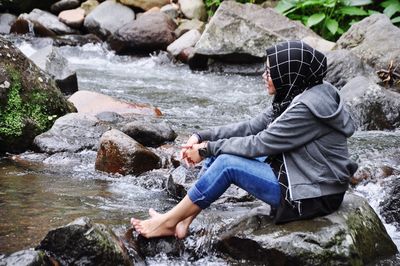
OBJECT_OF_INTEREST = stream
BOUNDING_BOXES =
[0,40,399,264]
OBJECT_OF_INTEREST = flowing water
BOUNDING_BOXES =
[0,40,399,264]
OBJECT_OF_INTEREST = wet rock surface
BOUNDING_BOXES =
[216,193,398,265]
[0,249,48,266]
[380,177,400,229]
[37,217,135,266]
[0,13,17,34]
[95,129,161,176]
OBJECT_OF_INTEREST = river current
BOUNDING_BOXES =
[0,41,399,264]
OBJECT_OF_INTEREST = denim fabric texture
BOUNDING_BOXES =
[187,154,281,209]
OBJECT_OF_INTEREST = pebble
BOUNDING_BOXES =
[0,81,11,89]
[38,77,43,82]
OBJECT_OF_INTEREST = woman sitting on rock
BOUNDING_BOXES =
[131,40,358,238]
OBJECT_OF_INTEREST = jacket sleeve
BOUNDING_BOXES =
[197,106,274,141]
[206,103,329,158]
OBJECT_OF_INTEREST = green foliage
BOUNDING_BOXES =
[0,68,58,138]
[275,0,400,41]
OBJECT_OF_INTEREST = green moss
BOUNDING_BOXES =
[0,67,59,138]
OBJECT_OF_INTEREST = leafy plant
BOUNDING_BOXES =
[275,0,400,41]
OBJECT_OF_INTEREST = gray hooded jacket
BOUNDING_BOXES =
[197,82,358,201]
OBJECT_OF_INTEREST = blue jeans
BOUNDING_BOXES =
[187,154,281,209]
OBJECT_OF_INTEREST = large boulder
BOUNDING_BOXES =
[121,120,177,147]
[109,11,177,54]
[118,0,170,11]
[68,90,162,116]
[30,45,78,95]
[216,193,398,265]
[179,0,207,21]
[0,0,55,14]
[18,9,78,35]
[190,1,319,69]
[95,129,161,176]
[37,217,137,265]
[340,76,400,130]
[0,36,75,154]
[336,14,400,71]
[0,250,48,266]
[325,49,377,90]
[83,0,135,40]
[33,113,110,154]
[0,13,17,34]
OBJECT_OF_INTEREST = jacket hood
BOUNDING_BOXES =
[295,82,356,137]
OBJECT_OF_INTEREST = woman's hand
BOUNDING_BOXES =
[180,134,200,165]
[184,142,207,166]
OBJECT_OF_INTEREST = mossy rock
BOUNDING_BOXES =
[0,36,76,154]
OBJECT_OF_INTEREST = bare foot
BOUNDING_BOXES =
[130,210,176,238]
[148,208,190,239]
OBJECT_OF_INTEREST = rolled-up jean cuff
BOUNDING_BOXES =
[187,185,210,209]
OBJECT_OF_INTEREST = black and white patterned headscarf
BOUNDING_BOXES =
[265,40,327,120]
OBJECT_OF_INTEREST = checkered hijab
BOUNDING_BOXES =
[266,40,327,120]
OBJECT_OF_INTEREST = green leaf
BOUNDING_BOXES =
[367,10,381,15]
[392,16,400,23]
[343,0,373,6]
[306,13,325,27]
[383,2,400,18]
[337,27,345,34]
[300,0,321,8]
[326,18,339,35]
[275,1,296,14]
[339,6,368,16]
[381,0,399,8]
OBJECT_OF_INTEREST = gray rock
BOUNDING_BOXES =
[166,165,198,199]
[0,250,48,266]
[216,193,398,265]
[37,217,137,265]
[19,9,78,35]
[109,11,177,54]
[174,18,205,38]
[340,76,400,130]
[0,36,76,154]
[95,129,161,176]
[121,120,177,147]
[10,17,57,37]
[179,0,207,21]
[119,0,170,11]
[167,29,201,57]
[83,0,135,39]
[380,177,400,228]
[326,49,378,90]
[336,14,400,71]
[80,0,99,16]
[51,0,81,15]
[160,4,179,19]
[33,113,111,154]
[191,1,319,69]
[0,13,17,34]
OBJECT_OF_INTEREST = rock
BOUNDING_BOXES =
[380,177,400,228]
[336,14,400,71]
[135,234,184,257]
[174,18,205,38]
[177,46,195,63]
[160,3,179,19]
[191,1,319,69]
[301,36,335,52]
[51,0,81,14]
[68,90,162,116]
[179,0,207,21]
[166,165,199,199]
[167,29,201,57]
[80,0,99,16]
[83,0,135,40]
[109,11,177,54]
[0,36,76,154]
[53,33,102,46]
[19,9,78,35]
[119,0,170,11]
[10,17,57,37]
[0,0,54,14]
[340,76,400,130]
[33,113,110,154]
[325,50,378,89]
[0,13,17,34]
[0,250,48,266]
[58,8,85,29]
[95,111,124,123]
[216,193,398,265]
[37,217,136,265]
[30,46,78,95]
[121,120,177,147]
[95,129,161,175]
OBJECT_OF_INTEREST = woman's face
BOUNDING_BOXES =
[262,57,276,95]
